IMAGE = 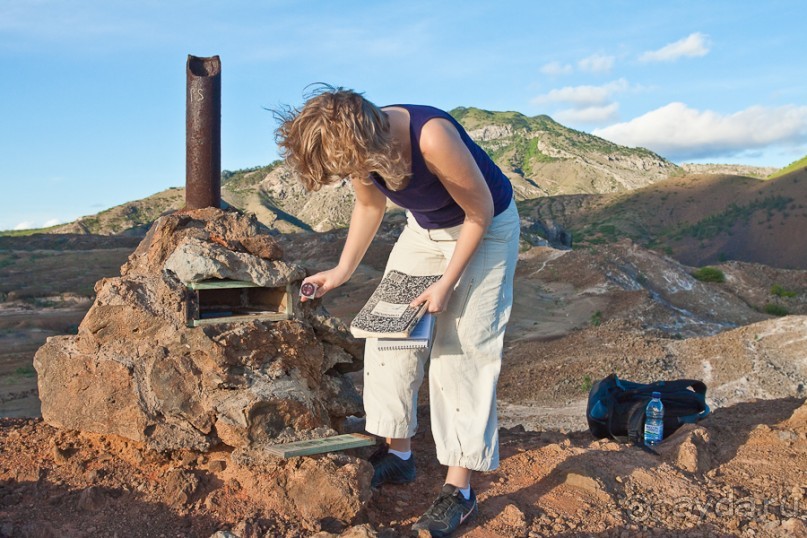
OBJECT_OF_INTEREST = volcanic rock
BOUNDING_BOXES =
[34,207,364,452]
[228,446,373,530]
[164,238,304,287]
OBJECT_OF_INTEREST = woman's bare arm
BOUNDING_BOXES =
[300,176,387,300]
[412,118,494,312]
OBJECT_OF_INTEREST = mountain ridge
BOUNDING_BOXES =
[36,107,681,235]
[8,108,806,270]
[450,107,680,196]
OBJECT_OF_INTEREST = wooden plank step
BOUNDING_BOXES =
[264,433,375,458]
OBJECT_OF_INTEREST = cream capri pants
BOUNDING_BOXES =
[363,199,520,471]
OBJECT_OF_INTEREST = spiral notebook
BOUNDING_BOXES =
[376,313,436,351]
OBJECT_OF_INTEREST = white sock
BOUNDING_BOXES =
[458,485,471,500]
[388,448,411,460]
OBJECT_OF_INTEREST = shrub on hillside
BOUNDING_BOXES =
[692,266,726,283]
[771,284,797,298]
[764,303,789,316]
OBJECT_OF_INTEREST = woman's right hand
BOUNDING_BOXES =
[300,265,351,302]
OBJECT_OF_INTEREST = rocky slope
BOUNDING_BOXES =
[520,167,807,269]
[680,163,777,179]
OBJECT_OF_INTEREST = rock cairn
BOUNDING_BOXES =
[34,207,365,453]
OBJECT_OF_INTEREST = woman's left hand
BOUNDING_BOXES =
[411,279,454,314]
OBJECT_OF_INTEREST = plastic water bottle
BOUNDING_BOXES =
[643,392,664,447]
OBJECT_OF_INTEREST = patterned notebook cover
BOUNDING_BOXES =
[349,270,441,338]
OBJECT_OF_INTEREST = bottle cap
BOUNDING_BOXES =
[651,391,661,398]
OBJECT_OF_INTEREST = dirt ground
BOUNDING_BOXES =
[2,233,807,537]
[2,396,806,537]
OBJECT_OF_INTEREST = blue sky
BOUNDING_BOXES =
[2,0,806,231]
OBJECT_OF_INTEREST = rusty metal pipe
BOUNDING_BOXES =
[185,55,221,209]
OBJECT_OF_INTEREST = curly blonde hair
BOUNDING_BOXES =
[275,85,410,191]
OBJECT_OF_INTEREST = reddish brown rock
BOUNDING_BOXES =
[657,424,712,473]
[228,447,373,531]
[240,235,284,260]
[121,207,272,278]
[33,208,363,452]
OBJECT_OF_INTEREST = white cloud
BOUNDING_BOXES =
[532,79,629,107]
[540,61,573,76]
[593,102,807,160]
[578,53,615,74]
[639,32,711,63]
[8,217,66,231]
[556,103,620,124]
[533,80,633,125]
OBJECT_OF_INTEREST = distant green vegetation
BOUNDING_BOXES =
[1,186,187,236]
[764,303,789,316]
[524,137,556,163]
[449,107,534,131]
[0,224,62,236]
[597,224,617,237]
[500,134,558,173]
[13,365,36,378]
[79,203,163,234]
[571,204,651,246]
[450,106,669,162]
[692,267,726,283]
[771,284,797,298]
[3,163,276,237]
[674,196,792,240]
[768,155,807,179]
[222,161,282,193]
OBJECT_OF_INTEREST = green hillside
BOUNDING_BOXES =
[768,155,807,179]
[0,224,64,237]
[450,106,663,159]
[49,188,185,236]
[449,107,675,167]
[449,107,680,196]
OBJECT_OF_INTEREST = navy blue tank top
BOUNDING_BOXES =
[370,104,513,229]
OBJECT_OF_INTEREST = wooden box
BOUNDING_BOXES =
[188,279,293,327]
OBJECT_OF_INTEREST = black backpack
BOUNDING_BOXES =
[586,374,710,444]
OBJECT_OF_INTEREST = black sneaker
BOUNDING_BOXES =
[368,444,416,488]
[411,484,478,537]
